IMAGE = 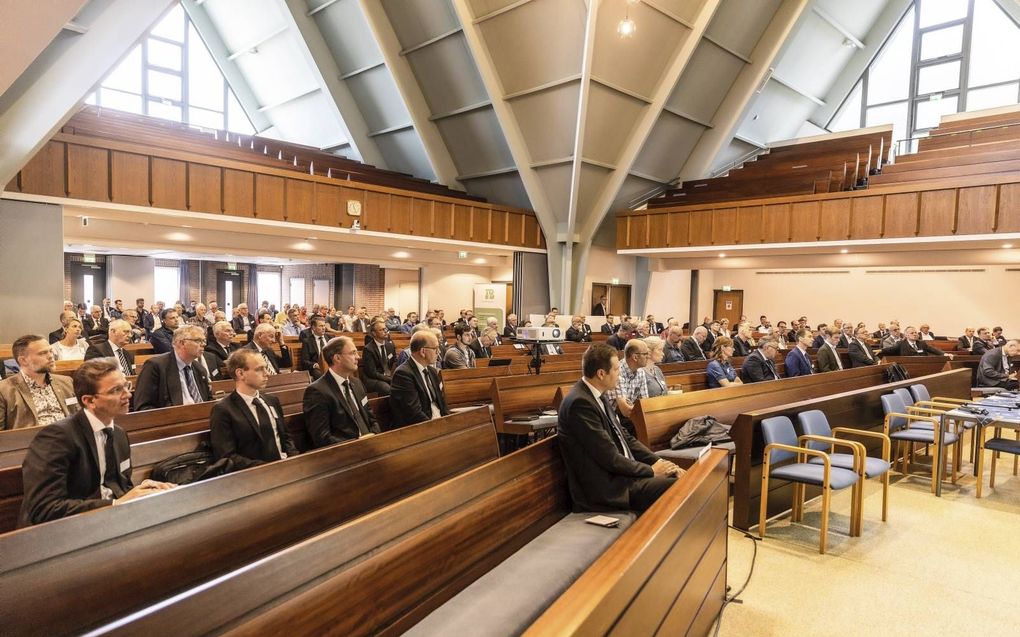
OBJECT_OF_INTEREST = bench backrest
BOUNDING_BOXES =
[0,408,499,635]
[491,370,580,434]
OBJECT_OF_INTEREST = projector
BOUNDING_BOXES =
[516,326,562,341]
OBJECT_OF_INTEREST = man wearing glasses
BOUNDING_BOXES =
[133,325,212,410]
[389,330,450,427]
[19,358,174,526]
[607,339,651,435]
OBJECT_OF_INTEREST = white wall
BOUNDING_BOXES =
[0,200,64,342]
[580,245,637,314]
[383,267,419,317]
[644,269,693,324]
[420,264,496,317]
[107,256,154,306]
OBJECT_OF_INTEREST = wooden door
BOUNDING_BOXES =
[713,289,743,326]
[591,283,608,315]
[610,285,631,317]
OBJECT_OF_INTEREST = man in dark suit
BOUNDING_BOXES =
[976,340,1018,389]
[204,321,239,376]
[973,327,993,356]
[82,306,109,340]
[957,327,976,353]
[48,310,76,344]
[681,327,708,361]
[741,339,781,383]
[836,324,854,349]
[565,316,591,343]
[557,343,682,513]
[645,315,664,336]
[785,329,814,377]
[149,309,180,355]
[231,303,255,342]
[606,321,636,351]
[389,330,450,428]
[848,327,878,367]
[84,319,136,376]
[878,326,953,359]
[662,326,685,363]
[135,298,155,336]
[360,319,396,396]
[210,350,298,469]
[871,323,889,340]
[349,309,370,334]
[132,325,212,410]
[600,314,616,335]
[19,358,174,526]
[244,323,292,374]
[298,316,330,380]
[304,336,381,448]
[816,328,844,373]
[591,294,608,317]
[504,313,519,339]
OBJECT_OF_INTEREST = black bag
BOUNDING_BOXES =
[886,362,910,383]
[669,415,732,450]
[150,443,233,485]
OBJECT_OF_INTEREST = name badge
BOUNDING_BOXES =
[361,396,368,406]
[119,458,131,472]
[65,397,78,406]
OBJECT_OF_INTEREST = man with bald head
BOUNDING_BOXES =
[389,330,450,427]
[84,319,136,376]
[48,310,77,345]
[681,326,708,361]
[976,340,1019,390]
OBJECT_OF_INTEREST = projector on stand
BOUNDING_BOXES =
[515,326,563,342]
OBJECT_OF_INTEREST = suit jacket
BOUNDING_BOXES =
[732,338,752,358]
[389,359,450,428]
[606,334,627,351]
[231,314,255,342]
[976,347,1013,387]
[298,329,330,379]
[811,334,828,349]
[702,330,717,353]
[646,322,665,335]
[816,344,843,372]
[556,380,660,512]
[663,342,685,363]
[303,372,380,448]
[878,339,945,358]
[600,323,614,335]
[132,352,212,411]
[140,310,155,335]
[957,335,975,352]
[591,303,607,316]
[837,334,852,349]
[0,373,79,430]
[149,326,175,355]
[244,341,292,373]
[681,337,707,361]
[973,338,992,356]
[204,340,240,376]
[82,316,109,339]
[504,324,518,339]
[469,338,491,360]
[84,341,136,374]
[210,391,298,469]
[19,410,132,526]
[784,347,813,377]
[872,329,889,340]
[848,339,877,367]
[565,327,591,343]
[350,318,369,333]
[360,339,397,384]
[741,350,780,383]
[47,327,65,344]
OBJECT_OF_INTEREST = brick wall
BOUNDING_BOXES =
[354,264,385,314]
[281,263,334,308]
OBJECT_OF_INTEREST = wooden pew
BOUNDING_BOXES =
[441,364,514,407]
[729,368,971,530]
[490,370,580,435]
[92,438,729,637]
[0,408,498,636]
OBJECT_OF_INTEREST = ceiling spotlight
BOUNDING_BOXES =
[392,251,410,259]
[617,17,636,38]
[840,249,848,254]
[718,253,726,258]
[166,232,192,241]
[1003,244,1014,249]
[473,257,487,264]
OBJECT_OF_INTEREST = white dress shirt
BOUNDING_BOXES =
[237,389,285,458]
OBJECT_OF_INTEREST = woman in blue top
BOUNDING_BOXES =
[706,336,743,389]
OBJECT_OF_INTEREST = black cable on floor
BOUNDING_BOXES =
[712,525,759,637]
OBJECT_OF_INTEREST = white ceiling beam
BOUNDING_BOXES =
[458,166,520,180]
[0,0,177,188]
[0,0,89,101]
[473,0,537,25]
[577,0,722,242]
[641,0,694,28]
[358,0,463,188]
[428,100,492,121]
[676,0,809,182]
[812,6,864,50]
[277,0,385,166]
[994,0,1020,27]
[503,74,582,101]
[366,122,414,138]
[62,21,89,35]
[255,86,321,113]
[339,61,385,80]
[590,75,653,104]
[225,25,288,61]
[661,105,712,128]
[399,27,463,56]
[770,73,825,106]
[565,0,599,242]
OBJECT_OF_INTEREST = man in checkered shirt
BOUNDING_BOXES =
[606,338,651,435]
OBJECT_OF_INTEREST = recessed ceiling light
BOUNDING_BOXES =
[293,241,314,251]
[718,253,726,258]
[166,232,191,241]
[473,257,487,264]
[392,251,410,259]
[840,249,848,254]
[1003,244,1014,249]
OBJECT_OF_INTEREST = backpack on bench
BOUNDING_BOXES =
[669,415,732,449]
[150,442,233,485]
[886,363,910,384]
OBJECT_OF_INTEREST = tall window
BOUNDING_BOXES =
[256,271,282,310]
[289,278,305,307]
[829,0,1020,150]
[86,4,255,135]
[154,265,181,306]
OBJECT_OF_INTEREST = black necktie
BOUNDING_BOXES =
[318,336,325,354]
[183,365,203,402]
[600,394,633,460]
[342,381,370,436]
[423,369,440,409]
[101,428,126,498]
[253,398,281,458]
[116,348,131,375]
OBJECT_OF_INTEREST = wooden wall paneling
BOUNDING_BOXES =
[849,196,883,239]
[996,183,1020,232]
[5,176,18,192]
[647,213,668,248]
[617,216,630,248]
[19,140,66,197]
[66,144,109,201]
[506,212,525,247]
[110,151,150,206]
[818,199,851,241]
[285,179,315,224]
[882,192,919,237]
[314,183,341,227]
[470,207,490,243]
[222,169,254,218]
[150,158,187,210]
[761,203,791,243]
[689,210,713,246]
[187,163,222,214]
[918,189,956,236]
[523,214,541,248]
[433,201,454,238]
[789,201,820,242]
[363,191,391,232]
[339,187,365,229]
[667,212,689,247]
[630,215,649,248]
[711,208,737,245]
[389,195,412,234]
[537,221,547,248]
[955,185,997,235]
[412,198,432,235]
[735,206,763,244]
[490,209,508,245]
[255,174,286,221]
[452,204,473,241]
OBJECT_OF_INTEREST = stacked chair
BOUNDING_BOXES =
[881,392,963,493]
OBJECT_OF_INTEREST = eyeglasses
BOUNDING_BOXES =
[97,382,133,396]
[184,338,207,345]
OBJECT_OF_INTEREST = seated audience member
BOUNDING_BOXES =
[704,320,721,353]
[504,313,519,338]
[565,316,591,343]
[205,320,239,374]
[662,326,685,363]
[816,328,844,372]
[918,324,936,340]
[608,339,650,429]
[390,330,450,427]
[149,304,162,334]
[231,303,255,341]
[52,318,89,361]
[400,312,419,334]
[600,314,616,335]
[645,315,664,336]
[643,336,668,397]
[837,324,854,349]
[706,337,742,389]
[785,329,814,377]
[119,309,144,343]
[786,322,799,344]
[48,310,76,344]
[635,321,650,338]
[384,308,402,332]
[732,323,754,357]
[444,324,477,369]
[976,340,1019,390]
[474,328,498,359]
[245,323,292,375]
[303,336,381,447]
[350,308,370,333]
[298,316,330,381]
[82,305,109,340]
[872,322,888,340]
[717,318,731,338]
[132,325,212,411]
[811,324,829,349]
[848,326,878,367]
[1,335,79,430]
[19,359,174,526]
[973,327,993,356]
[191,303,209,327]
[681,326,709,361]
[483,317,503,346]
[556,343,683,513]
[755,316,772,334]
[606,320,637,351]
[210,349,298,470]
[360,319,396,396]
[110,299,125,320]
[281,308,305,337]
[957,327,977,353]
[149,309,180,355]
[878,326,953,359]
[992,327,1007,347]
[741,338,781,383]
[84,320,136,376]
[881,325,902,348]
[773,321,789,349]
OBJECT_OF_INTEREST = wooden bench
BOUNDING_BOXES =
[729,368,972,530]
[93,438,729,637]
[0,408,498,635]
[491,370,580,436]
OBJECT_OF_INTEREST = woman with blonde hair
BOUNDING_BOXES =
[706,336,742,389]
[52,317,89,360]
[642,336,668,397]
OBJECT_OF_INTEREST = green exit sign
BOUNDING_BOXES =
[722,285,732,292]
[611,278,619,285]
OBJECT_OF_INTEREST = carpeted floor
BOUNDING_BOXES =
[715,449,1020,637]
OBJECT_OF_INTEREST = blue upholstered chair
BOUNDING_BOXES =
[881,393,962,494]
[797,410,891,530]
[759,416,862,554]
[976,427,1020,498]
[908,383,976,459]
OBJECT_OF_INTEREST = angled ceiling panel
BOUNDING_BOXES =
[233,35,321,107]
[666,40,745,122]
[652,0,706,25]
[705,0,783,58]
[737,80,817,145]
[582,84,647,166]
[534,164,573,223]
[434,108,514,174]
[265,91,348,145]
[576,163,613,220]
[710,137,758,174]
[204,0,285,52]
[380,0,459,46]
[508,83,579,163]
[467,0,524,18]
[311,0,382,73]
[775,11,855,98]
[814,0,888,37]
[460,173,532,210]
[404,34,488,116]
[373,128,435,179]
[632,114,706,180]
[612,174,665,211]
[344,65,412,132]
